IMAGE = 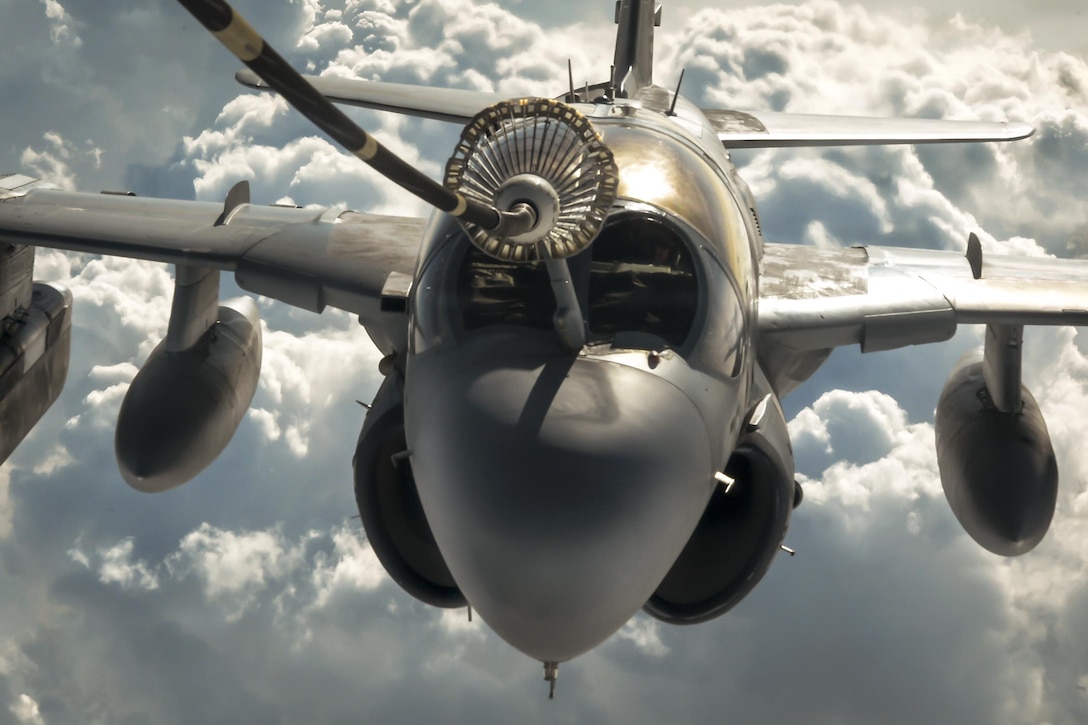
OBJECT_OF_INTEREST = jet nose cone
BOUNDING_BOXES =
[406,348,714,662]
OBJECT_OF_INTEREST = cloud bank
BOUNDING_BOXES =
[0,0,1087,722]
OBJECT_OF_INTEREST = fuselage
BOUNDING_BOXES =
[399,87,786,662]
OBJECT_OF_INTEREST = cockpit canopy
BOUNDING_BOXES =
[457,214,698,349]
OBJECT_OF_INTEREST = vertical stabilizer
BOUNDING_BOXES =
[612,0,659,97]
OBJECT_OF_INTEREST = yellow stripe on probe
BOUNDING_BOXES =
[212,12,263,62]
[353,136,378,162]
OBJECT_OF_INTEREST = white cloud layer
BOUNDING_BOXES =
[38,0,80,47]
[0,0,1087,722]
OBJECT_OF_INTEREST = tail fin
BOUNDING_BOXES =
[612,0,659,97]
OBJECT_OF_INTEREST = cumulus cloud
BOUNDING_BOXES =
[18,132,101,192]
[67,522,389,631]
[790,389,913,476]
[38,0,80,47]
[255,318,382,457]
[10,693,45,725]
[167,524,314,619]
[321,0,606,94]
[778,327,1088,724]
[615,617,669,657]
[0,0,1087,723]
[663,1,1088,255]
[95,538,160,591]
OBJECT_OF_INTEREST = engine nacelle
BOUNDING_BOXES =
[353,375,465,608]
[0,240,72,465]
[644,384,795,624]
[935,356,1057,556]
[115,297,261,492]
[0,281,72,463]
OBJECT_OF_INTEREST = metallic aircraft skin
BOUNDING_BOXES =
[403,94,769,660]
[0,0,1084,682]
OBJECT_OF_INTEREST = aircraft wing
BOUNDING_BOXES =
[235,68,1036,150]
[704,109,1034,148]
[235,68,504,124]
[0,174,423,351]
[759,242,1088,354]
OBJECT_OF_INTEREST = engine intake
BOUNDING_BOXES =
[353,376,465,608]
[644,387,795,624]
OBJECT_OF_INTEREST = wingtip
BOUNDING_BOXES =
[234,67,267,89]
[1006,121,1035,141]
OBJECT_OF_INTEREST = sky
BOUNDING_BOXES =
[0,0,1087,722]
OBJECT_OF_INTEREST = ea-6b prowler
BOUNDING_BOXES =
[0,0,1081,691]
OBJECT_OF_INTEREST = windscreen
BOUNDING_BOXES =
[455,214,698,349]
[587,215,697,348]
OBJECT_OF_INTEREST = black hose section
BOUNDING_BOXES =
[249,54,369,148]
[370,144,499,228]
[176,0,501,228]
[461,198,503,229]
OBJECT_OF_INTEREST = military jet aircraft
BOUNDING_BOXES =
[0,0,1083,695]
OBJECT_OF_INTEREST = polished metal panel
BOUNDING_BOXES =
[760,244,868,300]
[236,209,422,353]
[596,123,751,279]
